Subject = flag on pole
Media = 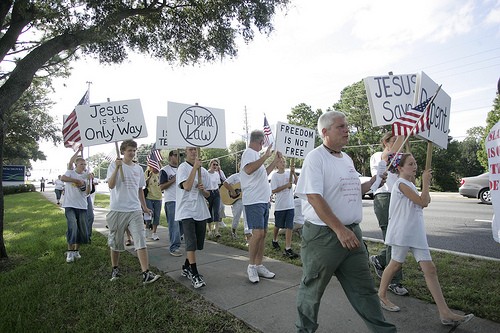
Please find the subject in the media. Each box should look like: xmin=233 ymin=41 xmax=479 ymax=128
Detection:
xmin=263 ymin=115 xmax=274 ymax=147
xmin=392 ymin=96 xmax=433 ymax=136
xmin=146 ymin=144 xmax=163 ymax=172
xmin=62 ymin=90 xmax=90 ymax=151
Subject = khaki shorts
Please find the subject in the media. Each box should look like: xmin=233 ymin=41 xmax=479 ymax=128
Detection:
xmin=107 ymin=210 xmax=146 ymax=251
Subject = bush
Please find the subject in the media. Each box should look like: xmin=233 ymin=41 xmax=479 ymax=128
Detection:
xmin=3 ymin=184 xmax=36 ymax=195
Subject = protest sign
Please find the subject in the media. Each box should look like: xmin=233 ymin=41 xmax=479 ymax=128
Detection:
xmin=166 ymin=101 xmax=226 ymax=148
xmin=156 ymin=116 xmax=168 ymax=149
xmin=364 ymin=73 xmax=417 ymax=126
xmin=414 ymin=72 xmax=451 ymax=149
xmin=486 ymin=122 xmax=500 ymax=243
xmin=75 ymin=99 xmax=148 ymax=147
xmin=274 ymin=121 xmax=315 ymax=159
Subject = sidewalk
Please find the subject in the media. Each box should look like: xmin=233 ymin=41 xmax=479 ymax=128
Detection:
xmin=42 ymin=191 xmax=499 ymax=333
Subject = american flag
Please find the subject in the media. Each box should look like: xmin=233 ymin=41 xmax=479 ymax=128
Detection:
xmin=147 ymin=144 xmax=163 ymax=172
xmin=392 ymin=96 xmax=433 ymax=136
xmin=62 ymin=90 xmax=90 ymax=151
xmin=263 ymin=115 xmax=274 ymax=147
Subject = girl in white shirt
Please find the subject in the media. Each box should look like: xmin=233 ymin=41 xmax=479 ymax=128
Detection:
xmin=378 ymin=153 xmax=473 ymax=328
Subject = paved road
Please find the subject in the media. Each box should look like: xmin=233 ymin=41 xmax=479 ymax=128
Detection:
xmin=361 ymin=192 xmax=499 ymax=260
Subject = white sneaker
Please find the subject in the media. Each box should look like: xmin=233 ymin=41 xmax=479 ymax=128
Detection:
xmin=219 ymin=221 xmax=227 ymax=228
xmin=247 ymin=265 xmax=259 ymax=283
xmin=66 ymin=251 xmax=74 ymax=263
xmin=151 ymin=233 xmax=159 ymax=241
xmin=74 ymin=251 xmax=81 ymax=259
xmin=256 ymin=264 xmax=275 ymax=279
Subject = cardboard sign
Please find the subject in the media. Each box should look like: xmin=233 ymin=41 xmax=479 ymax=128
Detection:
xmin=166 ymin=101 xmax=226 ymax=148
xmin=75 ymin=99 xmax=148 ymax=146
xmin=414 ymin=72 xmax=451 ymax=149
xmin=364 ymin=74 xmax=417 ymax=126
xmin=486 ymin=122 xmax=500 ymax=243
xmin=156 ymin=116 xmax=168 ymax=149
xmin=274 ymin=121 xmax=315 ymax=159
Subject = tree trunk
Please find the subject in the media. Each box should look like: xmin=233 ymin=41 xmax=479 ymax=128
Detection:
xmin=0 ymin=112 xmax=7 ymax=259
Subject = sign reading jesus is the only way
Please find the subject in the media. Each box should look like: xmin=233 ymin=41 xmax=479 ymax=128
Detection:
xmin=75 ymin=99 xmax=148 ymax=147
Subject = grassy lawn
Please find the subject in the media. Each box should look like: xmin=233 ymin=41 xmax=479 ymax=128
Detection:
xmin=0 ymin=193 xmax=256 ymax=333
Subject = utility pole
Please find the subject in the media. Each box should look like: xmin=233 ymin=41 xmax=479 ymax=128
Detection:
xmin=243 ymin=106 xmax=249 ymax=147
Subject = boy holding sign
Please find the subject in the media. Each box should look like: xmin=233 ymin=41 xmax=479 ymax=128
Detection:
xmin=106 ymin=139 xmax=160 ymax=285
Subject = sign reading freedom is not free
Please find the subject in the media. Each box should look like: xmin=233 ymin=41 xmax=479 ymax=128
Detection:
xmin=274 ymin=121 xmax=315 ymax=159
xmin=75 ymin=99 xmax=148 ymax=147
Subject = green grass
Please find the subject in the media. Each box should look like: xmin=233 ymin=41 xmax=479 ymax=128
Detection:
xmin=0 ymin=193 xmax=257 ymax=333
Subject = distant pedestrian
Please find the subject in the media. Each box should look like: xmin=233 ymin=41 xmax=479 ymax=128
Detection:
xmin=54 ymin=175 xmax=65 ymax=205
xmin=176 ymin=146 xmax=211 ymax=289
xmin=160 ymin=150 xmax=183 ymax=257
xmin=377 ymin=153 xmax=474 ymax=328
xmin=106 ymin=139 xmax=160 ymax=285
xmin=40 ymin=177 xmax=46 ymax=192
xmin=61 ymin=157 xmax=90 ymax=263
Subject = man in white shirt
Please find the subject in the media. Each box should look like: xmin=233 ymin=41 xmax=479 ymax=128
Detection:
xmin=240 ymin=130 xmax=281 ymax=283
xmin=295 ymin=111 xmax=395 ymax=333
xmin=106 ymin=139 xmax=160 ymax=285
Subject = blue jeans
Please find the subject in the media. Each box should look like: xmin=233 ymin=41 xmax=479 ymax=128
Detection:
xmin=65 ymin=207 xmax=89 ymax=245
xmin=165 ymin=201 xmax=181 ymax=252
xmin=146 ymin=199 xmax=162 ymax=226
xmin=86 ymin=196 xmax=94 ymax=242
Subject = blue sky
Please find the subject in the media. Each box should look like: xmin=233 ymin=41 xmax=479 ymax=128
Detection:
xmin=32 ymin=0 xmax=500 ymax=178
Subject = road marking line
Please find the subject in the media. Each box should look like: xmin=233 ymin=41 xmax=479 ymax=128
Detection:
xmin=475 ymin=219 xmax=492 ymax=223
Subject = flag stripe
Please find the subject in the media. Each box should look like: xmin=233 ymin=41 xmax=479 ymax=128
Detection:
xmin=263 ymin=116 xmax=274 ymax=147
xmin=391 ymin=97 xmax=432 ymax=137
xmin=146 ymin=144 xmax=162 ymax=172
xmin=63 ymin=90 xmax=89 ymax=150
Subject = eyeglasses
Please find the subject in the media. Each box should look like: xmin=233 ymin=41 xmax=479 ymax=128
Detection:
xmin=212 ymin=163 xmax=219 ymax=166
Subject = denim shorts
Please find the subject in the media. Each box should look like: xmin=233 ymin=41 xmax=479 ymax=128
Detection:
xmin=244 ymin=203 xmax=269 ymax=230
xmin=274 ymin=208 xmax=294 ymax=229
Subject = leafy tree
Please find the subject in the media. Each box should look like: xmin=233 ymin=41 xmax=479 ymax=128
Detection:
xmin=456 ymin=127 xmax=486 ymax=177
xmin=478 ymin=93 xmax=500 ymax=169
xmin=3 ymin=78 xmax=60 ymax=169
xmin=227 ymin=140 xmax=246 ymax=176
xmin=86 ymin=153 xmax=110 ymax=179
xmin=0 ymin=0 xmax=289 ymax=258
xmin=332 ymin=80 xmax=386 ymax=175
xmin=287 ymin=103 xmax=323 ymax=148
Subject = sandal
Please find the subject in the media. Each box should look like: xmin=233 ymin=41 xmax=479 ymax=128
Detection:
xmin=125 ymin=240 xmax=133 ymax=246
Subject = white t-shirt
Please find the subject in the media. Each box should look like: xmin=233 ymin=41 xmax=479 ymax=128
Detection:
xmin=293 ymin=197 xmax=305 ymax=225
xmin=175 ymin=162 xmax=211 ymax=221
xmin=370 ymin=151 xmax=397 ymax=195
xmin=225 ymin=173 xmax=240 ymax=186
xmin=62 ymin=170 xmax=88 ymax=209
xmin=54 ymin=179 xmax=65 ymax=191
xmin=295 ymin=146 xmax=362 ymax=226
xmin=106 ymin=162 xmax=145 ymax=212
xmin=240 ymin=148 xmax=271 ymax=205
xmin=160 ymin=164 xmax=177 ymax=202
xmin=386 ymin=178 xmax=429 ymax=249
xmin=207 ymin=171 xmax=222 ymax=191
xmin=271 ymin=170 xmax=294 ymax=211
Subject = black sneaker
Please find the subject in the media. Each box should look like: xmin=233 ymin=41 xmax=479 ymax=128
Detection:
xmin=142 ymin=271 xmax=160 ymax=285
xmin=388 ymin=283 xmax=409 ymax=296
xmin=369 ymin=255 xmax=384 ymax=278
xmin=272 ymin=240 xmax=281 ymax=250
xmin=284 ymin=248 xmax=299 ymax=259
xmin=191 ymin=274 xmax=206 ymax=289
xmin=110 ymin=267 xmax=121 ymax=281
xmin=181 ymin=265 xmax=192 ymax=279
